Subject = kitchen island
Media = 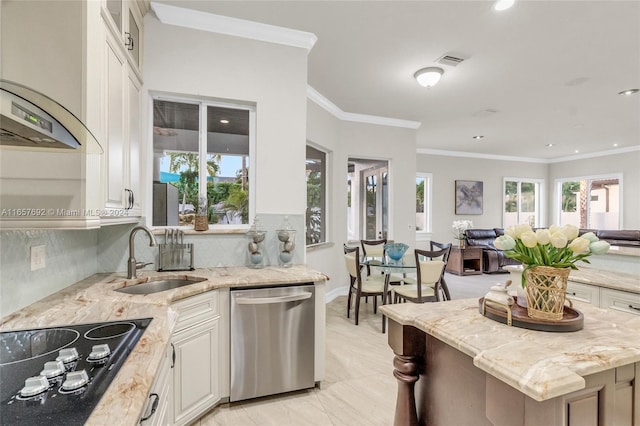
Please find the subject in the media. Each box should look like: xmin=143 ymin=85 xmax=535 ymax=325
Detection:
xmin=380 ymin=299 xmax=640 ymax=426
xmin=0 ymin=265 xmax=328 ymax=425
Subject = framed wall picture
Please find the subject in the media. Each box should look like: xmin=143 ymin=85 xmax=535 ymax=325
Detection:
xmin=455 ymin=180 xmax=483 ymax=215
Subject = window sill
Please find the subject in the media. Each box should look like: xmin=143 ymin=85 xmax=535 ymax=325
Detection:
xmin=151 ymin=226 xmax=249 ymax=236
xmin=306 ymin=242 xmax=334 ymax=252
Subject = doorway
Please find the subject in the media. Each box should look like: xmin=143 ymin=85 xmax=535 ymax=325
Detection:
xmin=347 ymin=158 xmax=389 ymax=241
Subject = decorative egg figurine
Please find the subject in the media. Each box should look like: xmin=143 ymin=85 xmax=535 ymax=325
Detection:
xmin=252 ymin=232 xmax=265 ymax=243
xmin=248 ymin=242 xmax=259 ymax=253
xmin=279 ymin=251 xmax=293 ymax=264
xmin=277 ymin=230 xmax=290 ymax=242
xmin=283 ymin=241 xmax=294 ymax=252
xmin=250 ymin=252 xmax=263 ymax=265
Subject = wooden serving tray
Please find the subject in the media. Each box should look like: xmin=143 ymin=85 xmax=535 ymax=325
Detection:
xmin=478 ymin=297 xmax=584 ymax=332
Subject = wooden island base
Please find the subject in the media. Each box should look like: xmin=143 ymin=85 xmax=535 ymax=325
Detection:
xmin=387 ymin=319 xmax=639 ymax=426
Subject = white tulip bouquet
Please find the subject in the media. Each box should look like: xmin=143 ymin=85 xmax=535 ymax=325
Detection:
xmin=452 ymin=220 xmax=474 ymax=240
xmin=494 ymin=224 xmax=610 ymax=286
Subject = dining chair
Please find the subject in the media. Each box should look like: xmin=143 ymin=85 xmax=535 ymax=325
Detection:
xmin=392 ymin=248 xmax=447 ymax=304
xmin=360 ymin=238 xmax=387 ymax=275
xmin=429 ymin=241 xmax=453 ymax=301
xmin=343 ymin=244 xmax=388 ymax=326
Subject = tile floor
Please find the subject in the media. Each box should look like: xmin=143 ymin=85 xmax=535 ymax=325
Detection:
xmin=196 ymin=272 xmax=502 ymax=425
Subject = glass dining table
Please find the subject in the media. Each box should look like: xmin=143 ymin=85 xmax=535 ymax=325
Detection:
xmin=364 ymin=255 xmax=417 ymax=333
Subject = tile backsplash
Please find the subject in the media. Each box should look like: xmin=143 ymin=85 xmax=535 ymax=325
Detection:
xmin=1 ymin=214 xmax=303 ymax=317
xmin=0 ymin=229 xmax=98 ymax=317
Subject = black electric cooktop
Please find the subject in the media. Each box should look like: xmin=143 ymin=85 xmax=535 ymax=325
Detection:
xmin=0 ymin=318 xmax=152 ymax=425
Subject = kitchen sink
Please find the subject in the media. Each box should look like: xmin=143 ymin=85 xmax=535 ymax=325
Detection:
xmin=115 ymin=277 xmax=207 ymax=295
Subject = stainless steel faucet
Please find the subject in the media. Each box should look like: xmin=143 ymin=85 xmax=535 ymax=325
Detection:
xmin=127 ymin=226 xmax=157 ymax=279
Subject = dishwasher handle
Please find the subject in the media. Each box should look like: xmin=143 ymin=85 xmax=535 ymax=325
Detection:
xmin=235 ymin=292 xmax=312 ymax=305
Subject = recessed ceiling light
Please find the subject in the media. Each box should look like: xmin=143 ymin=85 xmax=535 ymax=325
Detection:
xmin=494 ymin=0 xmax=515 ymax=11
xmin=574 ymin=150 xmax=579 ymax=153
xmin=546 ymin=143 xmax=554 ymax=147
xmin=220 ymin=119 xmax=230 ymax=124
xmin=613 ymin=143 xmax=619 ymax=147
xmin=618 ymin=89 xmax=639 ymax=96
xmin=472 ymin=135 xmax=484 ymax=140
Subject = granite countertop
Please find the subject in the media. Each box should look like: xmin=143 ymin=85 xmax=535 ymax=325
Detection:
xmin=504 ymin=265 xmax=640 ymax=294
xmin=380 ymin=299 xmax=640 ymax=402
xmin=568 ymin=267 xmax=640 ymax=294
xmin=0 ymin=265 xmax=328 ymax=425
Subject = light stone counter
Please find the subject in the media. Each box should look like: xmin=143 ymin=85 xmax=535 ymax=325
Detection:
xmin=568 ymin=266 xmax=640 ymax=294
xmin=0 ymin=265 xmax=328 ymax=425
xmin=504 ymin=264 xmax=640 ymax=294
xmin=380 ymin=299 xmax=640 ymax=402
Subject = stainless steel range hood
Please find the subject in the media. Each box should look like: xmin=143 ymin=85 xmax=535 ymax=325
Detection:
xmin=0 ymin=80 xmax=103 ymax=154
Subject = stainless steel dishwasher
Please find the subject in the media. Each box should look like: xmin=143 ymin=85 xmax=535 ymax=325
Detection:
xmin=230 ymin=283 xmax=315 ymax=402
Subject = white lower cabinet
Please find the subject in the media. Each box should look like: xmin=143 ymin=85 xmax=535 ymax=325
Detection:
xmin=567 ymin=281 xmax=640 ymax=316
xmin=566 ymin=281 xmax=600 ymax=306
xmin=172 ymin=318 xmax=219 ymax=425
xmin=600 ymin=287 xmax=640 ymax=316
xmin=141 ymin=342 xmax=173 ymax=425
xmin=170 ymin=291 xmax=221 ymax=426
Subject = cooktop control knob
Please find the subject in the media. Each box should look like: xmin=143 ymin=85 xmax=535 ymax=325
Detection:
xmin=87 ymin=344 xmax=111 ymax=361
xmin=56 ymin=347 xmax=79 ymax=364
xmin=19 ymin=376 xmax=50 ymax=398
xmin=61 ymin=370 xmax=89 ymax=391
xmin=40 ymin=360 xmax=66 ymax=379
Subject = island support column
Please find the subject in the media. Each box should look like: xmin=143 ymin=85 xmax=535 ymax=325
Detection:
xmin=387 ymin=318 xmax=426 ymax=426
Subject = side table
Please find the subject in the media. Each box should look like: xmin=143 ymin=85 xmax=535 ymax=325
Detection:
xmin=446 ymin=246 xmax=483 ymax=275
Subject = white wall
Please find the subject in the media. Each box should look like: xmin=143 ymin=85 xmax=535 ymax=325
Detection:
xmin=417 ymin=149 xmax=640 ymax=246
xmin=549 ymin=150 xmax=640 ymax=229
xmin=306 ymin=101 xmax=417 ymax=297
xmin=143 ymin=17 xmax=308 ymax=217
xmin=416 ymin=154 xmax=548 ymax=245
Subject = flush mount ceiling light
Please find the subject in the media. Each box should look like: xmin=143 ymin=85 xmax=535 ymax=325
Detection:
xmin=618 ymin=89 xmax=639 ymax=96
xmin=472 ymin=135 xmax=484 ymax=140
xmin=546 ymin=143 xmax=555 ymax=147
xmin=414 ymin=67 xmax=444 ymax=88
xmin=494 ymin=0 xmax=515 ymax=11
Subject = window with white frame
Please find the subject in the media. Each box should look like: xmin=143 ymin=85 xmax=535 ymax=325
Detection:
xmin=306 ymin=144 xmax=327 ymax=245
xmin=151 ymin=96 xmax=255 ymax=227
xmin=503 ymin=178 xmax=543 ymax=228
xmin=555 ymin=174 xmax=621 ymax=229
xmin=416 ymin=173 xmax=432 ymax=233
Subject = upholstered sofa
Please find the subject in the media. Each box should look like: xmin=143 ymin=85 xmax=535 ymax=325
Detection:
xmin=464 ymin=228 xmax=520 ymax=274
xmin=465 ymin=228 xmax=640 ymax=274
xmin=592 ymin=229 xmax=640 ymax=247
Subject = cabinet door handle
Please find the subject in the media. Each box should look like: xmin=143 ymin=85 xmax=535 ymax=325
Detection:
xmin=171 ymin=343 xmax=175 ymax=368
xmin=629 ymin=305 xmax=640 ymax=312
xmin=139 ymin=393 xmax=159 ymax=421
xmin=125 ymin=32 xmax=134 ymax=51
xmin=124 ymin=189 xmax=133 ymax=210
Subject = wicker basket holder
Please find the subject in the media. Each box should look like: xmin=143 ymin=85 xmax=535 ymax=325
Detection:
xmin=524 ymin=266 xmax=571 ymax=321
xmin=194 ymin=216 xmax=209 ymax=231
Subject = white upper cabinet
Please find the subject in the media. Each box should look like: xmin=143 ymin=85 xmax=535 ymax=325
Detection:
xmin=100 ymin=0 xmax=146 ymax=222
xmin=0 ymin=0 xmax=148 ymax=229
xmin=102 ymin=0 xmax=145 ymax=77
xmin=0 ymin=0 xmax=101 ymax=229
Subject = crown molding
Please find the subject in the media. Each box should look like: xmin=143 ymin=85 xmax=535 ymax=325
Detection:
xmin=545 ymin=145 xmax=640 ymax=163
xmin=417 ymin=145 xmax=640 ymax=163
xmin=150 ymin=2 xmax=318 ymax=51
xmin=307 ymin=86 xmax=422 ymax=130
xmin=417 ymin=148 xmax=548 ymax=163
